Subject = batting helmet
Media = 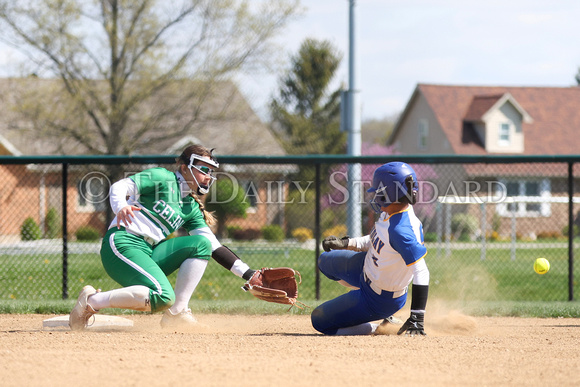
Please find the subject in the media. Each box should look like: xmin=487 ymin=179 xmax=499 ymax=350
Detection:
xmin=367 ymin=161 xmax=418 ymax=213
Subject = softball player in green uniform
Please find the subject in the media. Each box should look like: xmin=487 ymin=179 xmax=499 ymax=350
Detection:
xmin=69 ymin=145 xmax=257 ymax=330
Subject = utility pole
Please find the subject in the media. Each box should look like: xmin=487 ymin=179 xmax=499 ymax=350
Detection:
xmin=346 ymin=0 xmax=362 ymax=237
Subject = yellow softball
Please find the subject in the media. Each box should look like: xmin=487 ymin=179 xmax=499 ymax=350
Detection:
xmin=534 ymin=258 xmax=550 ymax=275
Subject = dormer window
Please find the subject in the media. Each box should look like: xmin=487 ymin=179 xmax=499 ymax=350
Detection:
xmin=498 ymin=122 xmax=511 ymax=146
xmin=463 ymin=93 xmax=532 ymax=154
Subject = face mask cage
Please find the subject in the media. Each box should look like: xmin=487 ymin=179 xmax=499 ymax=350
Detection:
xmin=191 ymin=165 xmax=214 ymax=176
xmin=188 ymin=153 xmax=219 ymax=169
xmin=187 ymin=153 xmax=219 ymax=195
xmin=368 ymin=186 xmax=388 ymax=214
xmin=369 ymin=194 xmax=384 ymax=214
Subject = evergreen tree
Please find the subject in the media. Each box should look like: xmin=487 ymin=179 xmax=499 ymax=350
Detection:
xmin=270 ymin=38 xmax=345 ymax=155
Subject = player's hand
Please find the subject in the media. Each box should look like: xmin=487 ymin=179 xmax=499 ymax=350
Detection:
xmin=116 ymin=205 xmax=141 ymax=228
xmin=397 ymin=312 xmax=426 ymax=336
xmin=322 ymin=236 xmax=349 ymax=252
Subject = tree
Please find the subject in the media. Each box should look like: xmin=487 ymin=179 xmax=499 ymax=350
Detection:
xmin=269 ymin=38 xmax=345 ymax=155
xmin=205 ymin=178 xmax=249 ymax=238
xmin=0 ymin=0 xmax=301 ymax=155
xmin=361 ymin=113 xmax=399 ymax=145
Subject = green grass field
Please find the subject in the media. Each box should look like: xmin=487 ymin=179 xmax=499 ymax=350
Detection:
xmin=2 ymin=243 xmax=580 ymax=317
xmin=427 ymin=246 xmax=575 ymax=301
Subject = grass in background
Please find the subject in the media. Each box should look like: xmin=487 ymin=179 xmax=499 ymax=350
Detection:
xmin=2 ymin=243 xmax=580 ymax=317
xmin=428 ymin=246 xmax=571 ymax=301
xmin=3 ymin=298 xmax=580 ymax=318
xmin=0 ymin=247 xmax=349 ymax=301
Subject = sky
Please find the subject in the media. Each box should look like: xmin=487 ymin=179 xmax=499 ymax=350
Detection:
xmin=1 ymin=1 xmax=579 ymax=123
xmin=238 ymin=0 xmax=580 ymax=121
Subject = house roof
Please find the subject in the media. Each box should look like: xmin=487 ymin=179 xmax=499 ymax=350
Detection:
xmin=392 ymin=84 xmax=580 ymax=156
xmin=464 ymin=93 xmax=532 ymax=124
xmin=0 ymin=77 xmax=284 ymax=157
xmin=463 ymin=94 xmax=504 ymax=122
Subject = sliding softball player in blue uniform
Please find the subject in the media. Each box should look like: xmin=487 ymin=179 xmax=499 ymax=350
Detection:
xmin=312 ymin=162 xmax=429 ymax=335
xmin=69 ymin=144 xmax=257 ymax=330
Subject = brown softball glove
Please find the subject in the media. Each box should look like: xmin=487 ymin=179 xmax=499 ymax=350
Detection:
xmin=242 ymin=267 xmax=305 ymax=309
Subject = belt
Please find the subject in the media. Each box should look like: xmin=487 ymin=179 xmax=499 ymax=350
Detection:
xmin=363 ymin=272 xmax=407 ymax=298
xmin=141 ymin=235 xmax=158 ymax=247
xmin=118 ymin=227 xmax=159 ymax=247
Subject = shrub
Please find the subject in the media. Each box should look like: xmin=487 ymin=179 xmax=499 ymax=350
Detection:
xmin=562 ymin=224 xmax=579 ymax=238
xmin=231 ymin=228 xmax=261 ymax=241
xmin=491 ymin=213 xmax=501 ymax=233
xmin=451 ymin=213 xmax=478 ymax=239
xmin=226 ymin=226 xmax=242 ymax=238
xmin=292 ymin=227 xmax=313 ymax=242
xmin=322 ymin=224 xmax=348 ymax=239
xmin=285 ymin=189 xmax=315 ymax=233
xmin=44 ymin=207 xmax=61 ymax=239
xmin=262 ymin=225 xmax=285 ymax=242
xmin=457 ymin=232 xmax=471 ymax=242
xmin=537 ymin=231 xmax=562 ymax=240
xmin=21 ymin=217 xmax=42 ymax=241
xmin=423 ymin=232 xmax=437 ymax=243
xmin=75 ymin=226 xmax=101 ymax=241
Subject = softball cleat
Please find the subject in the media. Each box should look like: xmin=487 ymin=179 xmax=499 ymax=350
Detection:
xmin=160 ymin=308 xmax=198 ymax=329
xmin=69 ymin=285 xmax=99 ymax=331
xmin=382 ymin=315 xmax=403 ymax=326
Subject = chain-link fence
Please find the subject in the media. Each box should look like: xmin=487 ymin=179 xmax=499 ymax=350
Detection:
xmin=1 ymin=155 xmax=579 ymax=303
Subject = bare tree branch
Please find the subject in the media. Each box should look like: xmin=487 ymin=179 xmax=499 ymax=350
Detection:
xmin=0 ymin=0 xmax=302 ymax=155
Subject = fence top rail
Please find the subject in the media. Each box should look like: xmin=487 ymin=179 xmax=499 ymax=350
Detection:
xmin=438 ymin=195 xmax=580 ymax=204
xmin=1 ymin=154 xmax=580 ymax=165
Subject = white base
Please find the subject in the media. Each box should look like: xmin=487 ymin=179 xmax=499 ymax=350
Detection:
xmin=43 ymin=315 xmax=134 ymax=331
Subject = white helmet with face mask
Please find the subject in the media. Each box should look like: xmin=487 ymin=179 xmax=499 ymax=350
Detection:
xmin=187 ymin=153 xmax=219 ymax=195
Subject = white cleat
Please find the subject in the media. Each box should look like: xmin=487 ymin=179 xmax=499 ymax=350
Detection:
xmin=382 ymin=315 xmax=404 ymax=326
xmin=160 ymin=308 xmax=198 ymax=329
xmin=69 ymin=285 xmax=99 ymax=331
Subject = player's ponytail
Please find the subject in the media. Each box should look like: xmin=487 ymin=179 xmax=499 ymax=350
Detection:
xmin=191 ymin=193 xmax=217 ymax=227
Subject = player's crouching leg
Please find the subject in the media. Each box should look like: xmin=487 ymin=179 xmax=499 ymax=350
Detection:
xmin=311 ymin=305 xmax=339 ymax=335
xmin=149 ymin=287 xmax=175 ymax=313
xmin=69 ymin=285 xmax=100 ymax=331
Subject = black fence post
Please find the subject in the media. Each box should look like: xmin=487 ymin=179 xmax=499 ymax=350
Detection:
xmin=568 ymin=161 xmax=574 ymax=301
xmin=314 ymin=162 xmax=321 ymax=300
xmin=62 ymin=162 xmax=69 ymax=300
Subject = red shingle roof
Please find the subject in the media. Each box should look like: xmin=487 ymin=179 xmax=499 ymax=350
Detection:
xmin=417 ymin=84 xmax=580 ymax=155
xmin=463 ymin=94 xmax=504 ymax=122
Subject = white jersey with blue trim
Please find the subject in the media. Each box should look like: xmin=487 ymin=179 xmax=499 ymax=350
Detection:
xmin=363 ymin=206 xmax=427 ymax=292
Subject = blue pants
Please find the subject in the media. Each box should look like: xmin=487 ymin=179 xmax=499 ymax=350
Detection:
xmin=311 ymin=250 xmax=407 ymax=335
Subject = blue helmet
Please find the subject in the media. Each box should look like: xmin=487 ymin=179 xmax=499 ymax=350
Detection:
xmin=367 ymin=162 xmax=418 ymax=213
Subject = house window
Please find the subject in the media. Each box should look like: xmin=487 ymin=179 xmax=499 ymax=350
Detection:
xmin=497 ymin=179 xmax=550 ymax=217
xmin=77 ymin=176 xmax=108 ymax=212
xmin=498 ymin=123 xmax=510 ymax=146
xmin=242 ymin=180 xmax=259 ymax=213
xmin=418 ymin=119 xmax=428 ymax=150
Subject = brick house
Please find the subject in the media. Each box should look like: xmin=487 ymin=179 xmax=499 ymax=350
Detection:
xmin=388 ymin=84 xmax=580 ymax=237
xmin=0 ymin=78 xmax=289 ymax=241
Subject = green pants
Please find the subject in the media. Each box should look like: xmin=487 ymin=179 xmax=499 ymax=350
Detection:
xmin=100 ymin=228 xmax=212 ymax=312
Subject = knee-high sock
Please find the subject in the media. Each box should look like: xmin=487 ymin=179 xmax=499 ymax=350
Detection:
xmin=335 ymin=322 xmax=379 ymax=336
xmin=169 ymin=258 xmax=208 ymax=314
xmin=88 ymin=285 xmax=151 ymax=312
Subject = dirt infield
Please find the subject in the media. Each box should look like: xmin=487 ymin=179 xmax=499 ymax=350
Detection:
xmin=1 ymin=310 xmax=579 ymax=387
